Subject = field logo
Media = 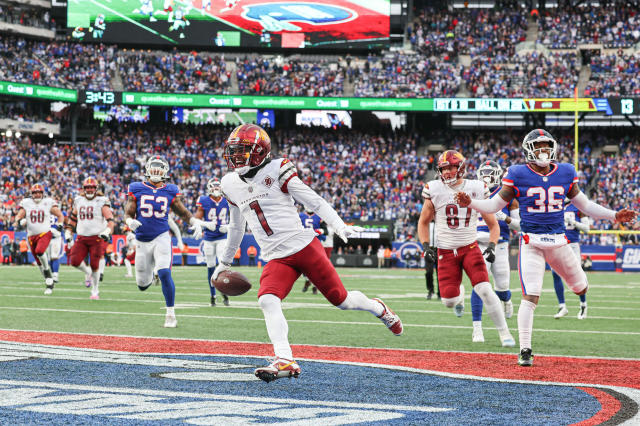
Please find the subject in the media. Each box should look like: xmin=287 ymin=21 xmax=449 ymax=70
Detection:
xmin=243 ymin=2 xmax=356 ymax=32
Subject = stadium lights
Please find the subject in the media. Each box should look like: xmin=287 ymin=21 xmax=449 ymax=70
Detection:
xmin=6 ymin=130 xmax=12 ymax=137
xmin=48 ymin=132 xmax=54 ymax=139
xmin=15 ymin=131 xmax=21 ymax=138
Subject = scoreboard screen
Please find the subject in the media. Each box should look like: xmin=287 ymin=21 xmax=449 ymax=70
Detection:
xmin=67 ymin=0 xmax=390 ymax=49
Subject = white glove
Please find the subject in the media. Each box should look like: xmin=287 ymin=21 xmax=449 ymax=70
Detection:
xmin=203 ymin=221 xmax=218 ymax=231
xmin=99 ymin=227 xmax=111 ymax=242
xmin=19 ymin=218 xmax=27 ymax=227
xmin=125 ymin=217 xmax=142 ymax=231
xmin=64 ymin=229 xmax=73 ymax=242
xmin=315 ymin=228 xmax=325 ymax=235
xmin=495 ymin=211 xmax=507 ymax=221
xmin=335 ymin=225 xmax=366 ymax=243
xmin=50 ymin=227 xmax=61 ymax=238
xmin=189 ymin=217 xmax=203 ymax=240
xmin=177 ymin=240 xmax=185 ymax=251
xmin=218 ymin=224 xmax=228 ymax=233
xmin=212 ymin=262 xmax=231 ymax=282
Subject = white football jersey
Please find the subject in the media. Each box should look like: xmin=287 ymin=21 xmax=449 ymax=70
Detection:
xmin=20 ymin=197 xmax=57 ymax=236
xmin=73 ymin=195 xmax=110 ymax=236
xmin=422 ymin=179 xmax=488 ymax=250
xmin=221 ymin=158 xmax=316 ymax=261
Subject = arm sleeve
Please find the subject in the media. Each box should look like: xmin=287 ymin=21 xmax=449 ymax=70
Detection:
xmin=570 ymin=191 xmax=617 ymax=221
xmin=286 ymin=176 xmax=346 ymax=231
xmin=167 ymin=216 xmax=183 ymax=245
xmin=219 ymin=203 xmax=246 ymax=264
xmin=574 ymin=216 xmax=591 ymax=233
xmin=468 ymin=195 xmax=509 ymax=214
xmin=508 ymin=208 xmax=521 ymax=231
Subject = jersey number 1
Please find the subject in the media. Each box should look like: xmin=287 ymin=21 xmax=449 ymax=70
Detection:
xmin=249 ymin=201 xmax=274 ymax=236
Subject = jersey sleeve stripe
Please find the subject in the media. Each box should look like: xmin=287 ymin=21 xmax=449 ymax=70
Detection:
xmin=127 ymin=192 xmax=137 ymax=200
xmin=512 ymin=186 xmax=521 ymax=197
xmin=421 ymin=188 xmax=431 ymax=199
xmin=279 ymin=169 xmax=296 ymax=185
xmin=227 ymin=199 xmax=237 ymax=206
xmin=281 ymin=173 xmax=297 ymax=193
xmin=567 ymin=182 xmax=575 ymax=194
xmin=502 ymin=178 xmax=514 ymax=185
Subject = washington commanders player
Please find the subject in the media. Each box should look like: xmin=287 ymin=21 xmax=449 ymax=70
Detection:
xmin=195 ymin=177 xmax=230 ymax=307
xmin=455 ymin=129 xmax=638 ymax=366
xmin=124 ymin=156 xmax=205 ymax=328
xmin=417 ymin=151 xmax=515 ymax=348
xmin=212 ymin=124 xmax=403 ymax=383
xmin=14 ymin=184 xmax=64 ymax=294
xmin=65 ymin=177 xmax=115 ymax=300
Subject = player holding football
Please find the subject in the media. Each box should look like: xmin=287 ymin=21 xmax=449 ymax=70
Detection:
xmin=195 ymin=178 xmax=230 ymax=307
xmin=552 ymin=200 xmax=590 ymax=319
xmin=212 ymin=124 xmax=403 ymax=383
xmin=124 ymin=156 xmax=204 ymax=328
xmin=299 ymin=208 xmax=327 ymax=294
xmin=65 ymin=177 xmax=115 ymax=300
xmin=14 ymin=184 xmax=64 ymax=294
xmin=471 ymin=161 xmax=521 ymax=343
xmin=417 ymin=151 xmax=515 ymax=348
xmin=455 ymin=129 xmax=638 ymax=366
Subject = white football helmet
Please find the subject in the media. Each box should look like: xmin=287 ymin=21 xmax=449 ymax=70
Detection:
xmin=145 ymin=156 xmax=170 ymax=183
xmin=476 ymin=161 xmax=503 ymax=189
xmin=206 ymin=178 xmax=222 ymax=198
xmin=522 ymin=129 xmax=557 ymax=167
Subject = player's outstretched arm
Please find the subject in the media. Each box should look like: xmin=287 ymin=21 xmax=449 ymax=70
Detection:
xmin=455 ymin=186 xmax=514 ymax=212
xmin=569 ymin=190 xmax=638 ymax=223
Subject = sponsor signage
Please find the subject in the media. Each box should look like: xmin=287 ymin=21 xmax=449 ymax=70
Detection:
xmin=621 ymin=246 xmax=640 ymax=271
xmin=0 ymin=81 xmax=77 ymax=102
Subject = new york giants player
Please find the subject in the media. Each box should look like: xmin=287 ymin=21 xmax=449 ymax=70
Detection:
xmin=212 ymin=124 xmax=403 ymax=382
xmin=455 ymin=129 xmax=637 ymax=366
xmin=471 ymin=161 xmax=521 ymax=343
xmin=124 ymin=156 xmax=204 ymax=328
xmin=48 ymin=212 xmax=66 ymax=285
xmin=553 ymin=201 xmax=590 ymax=319
xmin=195 ymin=178 xmax=230 ymax=307
xmin=299 ymin=208 xmax=327 ymax=294
xmin=14 ymin=184 xmax=64 ymax=294
xmin=418 ymin=151 xmax=515 ymax=348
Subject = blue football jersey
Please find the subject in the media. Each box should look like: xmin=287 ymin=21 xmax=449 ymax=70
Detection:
xmin=128 ymin=182 xmax=180 ymax=242
xmin=299 ymin=212 xmax=326 ymax=241
xmin=197 ymin=195 xmax=229 ymax=241
xmin=502 ymin=163 xmax=578 ymax=234
xmin=564 ymin=203 xmax=581 ymax=243
xmin=477 ymin=186 xmax=512 ymax=242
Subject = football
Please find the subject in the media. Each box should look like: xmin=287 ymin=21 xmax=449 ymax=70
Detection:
xmin=212 ymin=270 xmax=252 ymax=296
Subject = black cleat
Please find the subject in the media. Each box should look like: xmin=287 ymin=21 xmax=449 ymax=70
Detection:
xmin=518 ymin=348 xmax=534 ymax=367
xmin=302 ymin=281 xmax=311 ymax=293
xmin=223 ymin=294 xmax=230 ymax=306
xmin=210 ymin=296 xmax=216 ymax=306
xmin=99 ymin=273 xmax=104 ymax=282
xmin=426 ymin=291 xmax=433 ymax=300
xmin=312 ymin=286 xmax=318 ymax=294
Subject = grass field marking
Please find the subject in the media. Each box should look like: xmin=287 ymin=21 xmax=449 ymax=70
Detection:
xmin=2 ymin=306 xmax=639 ymax=336
xmin=89 ymin=0 xmax=178 ymax=44
xmin=3 ymin=328 xmax=640 ymax=361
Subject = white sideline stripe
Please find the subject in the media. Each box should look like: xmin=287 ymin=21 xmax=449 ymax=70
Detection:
xmin=0 ymin=306 xmax=639 ymax=335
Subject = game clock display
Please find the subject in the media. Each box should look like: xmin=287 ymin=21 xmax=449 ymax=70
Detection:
xmin=80 ymin=91 xmax=122 ymax=105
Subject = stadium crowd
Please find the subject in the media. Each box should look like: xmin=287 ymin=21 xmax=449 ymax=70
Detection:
xmin=1 ymin=124 xmax=638 ymax=245
xmin=584 ymin=52 xmax=640 ymax=97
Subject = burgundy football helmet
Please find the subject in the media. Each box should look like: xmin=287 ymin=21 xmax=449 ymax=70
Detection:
xmin=437 ymin=150 xmax=466 ymax=186
xmin=223 ymin=124 xmax=271 ymax=175
xmin=83 ymin=176 xmax=98 ymax=199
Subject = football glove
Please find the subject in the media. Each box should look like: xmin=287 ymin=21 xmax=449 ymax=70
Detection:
xmin=218 ymin=224 xmax=228 ymax=233
xmin=19 ymin=218 xmax=27 ymax=227
xmin=483 ymin=242 xmax=496 ymax=263
xmin=422 ymin=242 xmax=436 ymax=269
xmin=125 ymin=217 xmax=142 ymax=231
xmin=495 ymin=211 xmax=507 ymax=222
xmin=189 ymin=217 xmax=203 ymax=240
xmin=335 ymin=225 xmax=365 ymax=243
xmin=99 ymin=227 xmax=111 ymax=242
xmin=202 ymin=221 xmax=218 ymax=232
xmin=212 ymin=261 xmax=231 ymax=282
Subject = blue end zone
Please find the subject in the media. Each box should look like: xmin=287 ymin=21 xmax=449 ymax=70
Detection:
xmin=0 ymin=351 xmax=602 ymax=424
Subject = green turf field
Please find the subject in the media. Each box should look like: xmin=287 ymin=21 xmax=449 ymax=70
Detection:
xmin=1 ymin=265 xmax=638 ymax=359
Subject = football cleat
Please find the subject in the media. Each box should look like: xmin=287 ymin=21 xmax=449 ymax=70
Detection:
xmin=504 ymin=300 xmax=514 ymax=319
xmin=454 ymin=285 xmax=465 ymax=317
xmin=577 ymin=305 xmax=587 ymax=320
xmin=373 ymin=298 xmax=403 ymax=336
xmin=164 ymin=314 xmax=177 ymax=328
xmin=45 ymin=277 xmax=54 ymax=287
xmin=90 ymin=293 xmax=100 ymax=300
xmin=312 ymin=286 xmax=318 ymax=294
xmin=426 ymin=291 xmax=434 ymax=300
xmin=518 ymin=348 xmax=534 ymax=367
xmin=500 ymin=332 xmax=516 ymax=348
xmin=223 ymin=294 xmax=230 ymax=306
xmin=554 ymin=306 xmax=568 ymax=319
xmin=210 ymin=296 xmax=216 ymax=306
xmin=125 ymin=273 xmax=133 ymax=278
xmin=254 ymin=358 xmax=301 ymax=383
xmin=44 ymin=287 xmax=53 ymax=295
xmin=302 ymin=281 xmax=311 ymax=292
xmin=472 ymin=328 xmax=484 ymax=343
xmin=84 ymin=278 xmax=92 ymax=288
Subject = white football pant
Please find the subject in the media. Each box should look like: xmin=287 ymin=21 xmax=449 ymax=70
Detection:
xmin=478 ymin=241 xmax=510 ymax=292
xmin=135 ymin=232 xmax=172 ymax=288
xmin=203 ymin=239 xmax=227 ymax=267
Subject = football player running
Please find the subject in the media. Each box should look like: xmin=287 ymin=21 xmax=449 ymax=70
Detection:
xmin=471 ymin=161 xmax=521 ymax=343
xmin=48 ymin=213 xmax=65 ymax=285
xmin=125 ymin=156 xmax=205 ymax=328
xmin=418 ymin=151 xmax=515 ymax=348
xmin=65 ymin=177 xmax=115 ymax=300
xmin=195 ymin=178 xmax=230 ymax=307
xmin=552 ymin=200 xmax=590 ymax=319
xmin=213 ymin=124 xmax=403 ymax=383
xmin=14 ymin=184 xmax=64 ymax=294
xmin=455 ymin=129 xmax=638 ymax=366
